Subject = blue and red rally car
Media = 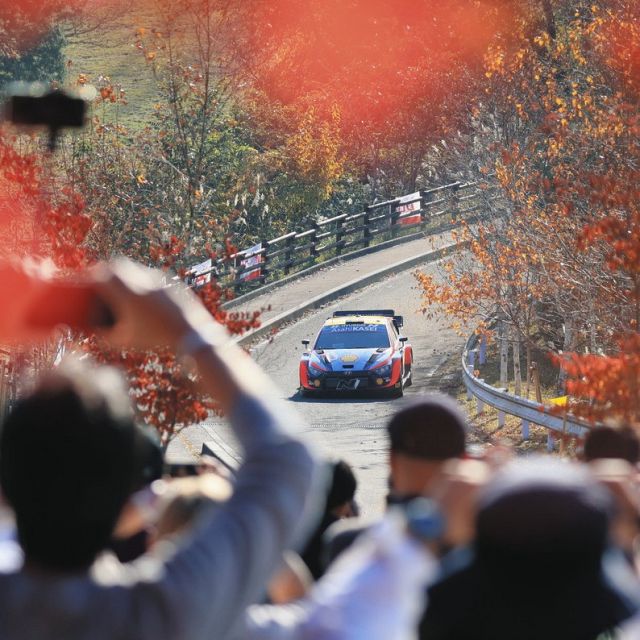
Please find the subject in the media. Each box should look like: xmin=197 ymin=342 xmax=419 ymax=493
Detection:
xmin=299 ymin=310 xmax=413 ymax=397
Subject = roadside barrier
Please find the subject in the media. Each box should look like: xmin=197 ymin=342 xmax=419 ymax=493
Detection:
xmin=462 ymin=330 xmax=592 ymax=451
xmin=190 ymin=178 xmax=501 ymax=296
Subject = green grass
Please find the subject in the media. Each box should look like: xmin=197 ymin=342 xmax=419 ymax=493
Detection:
xmin=63 ymin=5 xmax=160 ymax=131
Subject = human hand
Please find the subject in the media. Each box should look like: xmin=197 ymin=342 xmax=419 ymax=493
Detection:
xmin=92 ymin=258 xmax=227 ymax=350
xmin=430 ymin=459 xmax=491 ymax=550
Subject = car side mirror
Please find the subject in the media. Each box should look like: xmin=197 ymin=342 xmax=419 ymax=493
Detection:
xmin=399 ymin=336 xmax=408 ymax=343
xmin=302 ymin=340 xmax=310 ymax=348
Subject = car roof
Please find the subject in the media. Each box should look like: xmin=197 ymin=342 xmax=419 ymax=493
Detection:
xmin=323 ymin=315 xmax=390 ymax=326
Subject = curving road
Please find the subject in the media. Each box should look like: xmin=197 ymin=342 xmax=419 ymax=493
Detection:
xmin=181 ymin=259 xmax=464 ymax=517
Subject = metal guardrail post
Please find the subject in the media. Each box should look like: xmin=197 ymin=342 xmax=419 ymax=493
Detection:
xmin=335 ymin=216 xmax=344 ymax=256
xmin=476 ymin=391 xmax=485 ymax=414
xmin=391 ymin=200 xmax=400 ymax=235
xmin=260 ymin=239 xmax=269 ymax=283
xmin=283 ymin=234 xmax=295 ymax=275
xmin=547 ymin=433 xmax=555 ymax=452
xmin=310 ymin=223 xmax=319 ymax=261
xmin=363 ymin=206 xmax=372 ymax=248
xmin=522 ymin=419 xmax=530 ymax=440
xmin=450 ymin=182 xmax=461 ymax=220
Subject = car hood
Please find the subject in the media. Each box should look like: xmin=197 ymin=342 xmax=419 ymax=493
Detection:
xmin=310 ymin=347 xmax=393 ymax=371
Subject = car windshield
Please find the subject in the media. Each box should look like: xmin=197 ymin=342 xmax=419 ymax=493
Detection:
xmin=315 ymin=324 xmax=390 ymax=349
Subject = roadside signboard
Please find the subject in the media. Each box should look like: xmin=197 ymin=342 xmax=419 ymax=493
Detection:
xmin=240 ymin=243 xmax=263 ymax=281
xmin=394 ymin=191 xmax=422 ymax=225
xmin=186 ymin=258 xmax=212 ymax=287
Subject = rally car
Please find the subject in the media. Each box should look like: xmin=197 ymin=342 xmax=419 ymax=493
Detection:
xmin=299 ymin=310 xmax=413 ymax=397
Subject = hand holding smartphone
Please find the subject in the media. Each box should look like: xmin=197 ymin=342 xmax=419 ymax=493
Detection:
xmin=22 ymin=283 xmax=115 ymax=332
xmin=0 ymin=262 xmax=116 ymax=342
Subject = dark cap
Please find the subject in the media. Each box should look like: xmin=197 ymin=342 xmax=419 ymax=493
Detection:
xmin=387 ymin=394 xmax=466 ymax=460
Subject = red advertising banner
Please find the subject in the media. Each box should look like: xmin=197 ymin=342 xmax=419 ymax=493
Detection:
xmin=186 ymin=258 xmax=212 ymax=287
xmin=394 ymin=192 xmax=422 ymax=225
xmin=240 ymin=243 xmax=263 ymax=281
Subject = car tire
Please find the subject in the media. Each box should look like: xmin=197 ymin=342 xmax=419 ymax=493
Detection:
xmin=405 ymin=364 xmax=413 ymax=387
xmin=387 ymin=377 xmax=404 ymax=399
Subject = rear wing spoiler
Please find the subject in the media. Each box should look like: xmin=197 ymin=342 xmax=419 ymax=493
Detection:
xmin=333 ymin=309 xmax=403 ymax=329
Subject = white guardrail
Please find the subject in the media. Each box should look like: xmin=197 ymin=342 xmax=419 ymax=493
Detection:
xmin=462 ymin=330 xmax=592 ymax=451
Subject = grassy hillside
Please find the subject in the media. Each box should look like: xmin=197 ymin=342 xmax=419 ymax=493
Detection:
xmin=63 ymin=4 xmax=160 ymax=131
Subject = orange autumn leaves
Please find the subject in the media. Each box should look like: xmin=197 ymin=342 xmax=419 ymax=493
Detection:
xmin=418 ymin=1 xmax=640 ymax=426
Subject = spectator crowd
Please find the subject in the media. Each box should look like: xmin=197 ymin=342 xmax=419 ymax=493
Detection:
xmin=1 ymin=258 xmax=640 ymax=639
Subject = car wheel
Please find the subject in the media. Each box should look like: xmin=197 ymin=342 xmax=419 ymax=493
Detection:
xmin=387 ymin=377 xmax=404 ymax=399
xmin=405 ymin=364 xmax=413 ymax=387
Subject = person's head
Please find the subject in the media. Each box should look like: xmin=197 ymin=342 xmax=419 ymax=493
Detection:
xmin=583 ymin=425 xmax=640 ymax=465
xmin=476 ymin=458 xmax=612 ymax=575
xmin=386 ymin=394 xmax=466 ymax=497
xmin=424 ymin=458 xmax=640 ymax=640
xmin=325 ymin=460 xmax=357 ymax=518
xmin=0 ymin=359 xmax=140 ymax=571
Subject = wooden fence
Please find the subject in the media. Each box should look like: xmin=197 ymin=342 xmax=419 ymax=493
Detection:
xmin=193 ymin=178 xmax=501 ymax=295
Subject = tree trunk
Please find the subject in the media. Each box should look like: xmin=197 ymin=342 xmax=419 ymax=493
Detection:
xmin=557 ymin=316 xmax=574 ymax=393
xmin=541 ymin=0 xmax=557 ymax=39
xmin=512 ymin=329 xmax=522 ymax=396
xmin=589 ymin=302 xmax=597 ymax=354
xmin=499 ymin=320 xmax=509 ymax=385
xmin=525 ymin=343 xmax=532 ymax=399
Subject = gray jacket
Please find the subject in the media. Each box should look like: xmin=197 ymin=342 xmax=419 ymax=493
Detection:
xmin=0 ymin=395 xmax=317 ymax=640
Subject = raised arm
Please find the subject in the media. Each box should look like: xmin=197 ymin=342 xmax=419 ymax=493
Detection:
xmin=92 ymin=259 xmax=319 ymax=640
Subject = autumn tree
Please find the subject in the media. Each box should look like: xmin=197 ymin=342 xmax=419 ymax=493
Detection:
xmin=417 ymin=0 xmax=640 ymax=421
xmin=226 ymin=0 xmax=534 ymax=198
xmin=0 ymin=1 xmax=262 ymax=443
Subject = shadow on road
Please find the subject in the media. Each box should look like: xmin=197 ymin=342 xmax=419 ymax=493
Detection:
xmin=288 ymin=390 xmax=399 ymax=403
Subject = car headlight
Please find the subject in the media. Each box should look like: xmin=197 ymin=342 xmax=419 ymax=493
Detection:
xmin=375 ymin=363 xmax=392 ymax=378
xmin=308 ymin=362 xmax=325 ymax=377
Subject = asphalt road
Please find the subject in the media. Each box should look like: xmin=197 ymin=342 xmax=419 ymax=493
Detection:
xmin=185 ymin=259 xmax=465 ymax=518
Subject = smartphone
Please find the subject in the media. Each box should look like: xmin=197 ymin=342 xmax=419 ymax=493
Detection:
xmin=23 ymin=283 xmax=115 ymax=332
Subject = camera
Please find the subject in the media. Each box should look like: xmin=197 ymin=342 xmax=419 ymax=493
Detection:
xmin=4 ymin=84 xmax=87 ymax=150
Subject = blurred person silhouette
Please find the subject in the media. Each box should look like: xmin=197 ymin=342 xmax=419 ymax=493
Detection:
xmin=108 ymin=425 xmax=164 ymax=563
xmin=583 ymin=425 xmax=640 ymax=465
xmin=149 ymin=471 xmax=313 ymax=606
xmin=581 ymin=426 xmax=640 ymax=568
xmin=420 ymin=457 xmax=640 ymax=640
xmin=300 ymin=459 xmax=357 ymax=579
xmin=239 ymin=462 xmax=491 ymax=640
xmin=0 ymin=258 xmax=317 ymax=640
xmin=326 ymin=394 xmax=468 ymax=563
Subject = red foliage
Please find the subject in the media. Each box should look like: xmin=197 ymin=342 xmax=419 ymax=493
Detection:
xmin=0 ymin=129 xmax=91 ymax=268
xmin=0 ymin=129 xmax=260 ymax=444
xmin=553 ymin=334 xmax=640 ymax=427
